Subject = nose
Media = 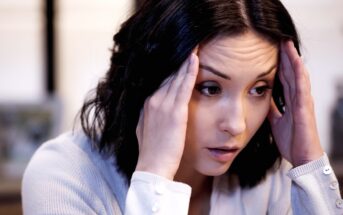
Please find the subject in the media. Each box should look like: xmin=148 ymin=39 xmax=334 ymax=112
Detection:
xmin=219 ymin=99 xmax=246 ymax=136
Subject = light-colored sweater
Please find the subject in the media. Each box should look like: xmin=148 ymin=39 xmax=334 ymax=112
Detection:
xmin=21 ymin=132 xmax=343 ymax=214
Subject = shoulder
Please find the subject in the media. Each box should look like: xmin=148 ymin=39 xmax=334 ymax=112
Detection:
xmin=22 ymin=131 xmax=127 ymax=214
xmin=22 ymin=131 xmax=117 ymax=186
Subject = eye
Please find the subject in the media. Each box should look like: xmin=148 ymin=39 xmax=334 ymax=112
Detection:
xmin=195 ymin=81 xmax=222 ymax=96
xmin=249 ymin=85 xmax=271 ymax=97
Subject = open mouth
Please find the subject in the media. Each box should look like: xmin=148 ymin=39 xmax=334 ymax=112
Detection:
xmin=207 ymin=147 xmax=239 ymax=162
xmin=208 ymin=148 xmax=238 ymax=153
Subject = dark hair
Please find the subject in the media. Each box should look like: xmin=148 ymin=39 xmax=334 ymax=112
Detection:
xmin=80 ymin=0 xmax=300 ymax=188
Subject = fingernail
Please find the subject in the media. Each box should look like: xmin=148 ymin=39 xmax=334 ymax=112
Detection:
xmin=289 ymin=40 xmax=295 ymax=48
xmin=299 ymin=55 xmax=304 ymax=62
xmin=193 ymin=45 xmax=199 ymax=54
xmin=189 ymin=53 xmax=195 ymax=65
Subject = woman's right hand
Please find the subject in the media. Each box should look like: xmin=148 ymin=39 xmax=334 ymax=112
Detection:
xmin=135 ymin=53 xmax=199 ymax=180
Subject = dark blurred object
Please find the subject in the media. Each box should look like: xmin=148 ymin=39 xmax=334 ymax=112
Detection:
xmin=0 ymin=0 xmax=56 ymax=213
xmin=331 ymin=80 xmax=343 ymax=160
xmin=135 ymin=0 xmax=146 ymax=11
xmin=331 ymin=80 xmax=343 ymax=196
xmin=0 ymin=97 xmax=61 ymax=215
xmin=0 ymin=98 xmax=60 ymax=176
xmin=45 ymin=0 xmax=55 ymax=95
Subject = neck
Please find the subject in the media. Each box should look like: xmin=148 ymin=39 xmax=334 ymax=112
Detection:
xmin=174 ymin=163 xmax=213 ymax=199
xmin=174 ymin=164 xmax=213 ymax=215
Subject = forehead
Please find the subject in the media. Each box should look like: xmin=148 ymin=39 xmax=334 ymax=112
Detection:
xmin=198 ymin=31 xmax=278 ymax=74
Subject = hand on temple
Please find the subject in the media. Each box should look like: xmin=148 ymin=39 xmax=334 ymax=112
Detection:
xmin=268 ymin=41 xmax=324 ymax=167
xmin=135 ymin=53 xmax=199 ymax=180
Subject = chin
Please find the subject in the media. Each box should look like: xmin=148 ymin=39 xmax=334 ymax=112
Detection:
xmin=197 ymin=161 xmax=232 ymax=176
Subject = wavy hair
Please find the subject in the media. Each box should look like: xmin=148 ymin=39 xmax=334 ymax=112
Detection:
xmin=80 ymin=0 xmax=300 ymax=187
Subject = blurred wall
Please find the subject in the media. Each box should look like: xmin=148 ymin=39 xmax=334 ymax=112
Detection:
xmin=0 ymin=0 xmax=44 ymax=103
xmin=56 ymin=0 xmax=134 ymax=131
xmin=53 ymin=0 xmax=343 ymax=153
xmin=0 ymin=0 xmax=342 ymax=154
xmin=283 ymin=0 xmax=343 ymax=153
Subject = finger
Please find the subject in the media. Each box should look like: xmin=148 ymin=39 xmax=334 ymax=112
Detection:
xmin=152 ymin=74 xmax=174 ymax=102
xmin=278 ymin=67 xmax=292 ymax=113
xmin=284 ymin=41 xmax=312 ymax=107
xmin=160 ymin=74 xmax=174 ymax=88
xmin=281 ymin=42 xmax=296 ymax=101
xmin=165 ymin=54 xmax=192 ymax=103
xmin=193 ymin=45 xmax=199 ymax=55
xmin=293 ymin=56 xmax=312 ymax=107
xmin=166 ymin=47 xmax=199 ymax=100
xmin=175 ymin=53 xmax=199 ymax=105
xmin=284 ymin=40 xmax=301 ymax=69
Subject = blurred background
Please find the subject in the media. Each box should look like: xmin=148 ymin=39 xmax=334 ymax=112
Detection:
xmin=0 ymin=0 xmax=342 ymax=214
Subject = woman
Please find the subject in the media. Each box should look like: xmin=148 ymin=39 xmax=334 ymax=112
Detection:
xmin=22 ymin=0 xmax=342 ymax=214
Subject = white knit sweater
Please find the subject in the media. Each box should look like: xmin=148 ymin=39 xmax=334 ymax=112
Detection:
xmin=21 ymin=132 xmax=343 ymax=214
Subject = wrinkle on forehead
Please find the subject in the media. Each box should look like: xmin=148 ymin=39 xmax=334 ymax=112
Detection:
xmin=199 ymin=30 xmax=278 ymax=72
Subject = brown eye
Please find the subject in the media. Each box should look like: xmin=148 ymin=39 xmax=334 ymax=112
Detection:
xmin=249 ymin=86 xmax=270 ymax=97
xmin=195 ymin=81 xmax=222 ymax=96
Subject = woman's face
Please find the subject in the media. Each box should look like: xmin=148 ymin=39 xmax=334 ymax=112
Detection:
xmin=182 ymin=30 xmax=278 ymax=176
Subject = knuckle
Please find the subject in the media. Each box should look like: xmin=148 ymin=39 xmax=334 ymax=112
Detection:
xmin=310 ymin=97 xmax=315 ymax=109
xmin=135 ymin=126 xmax=140 ymax=138
xmin=136 ymin=119 xmax=142 ymax=137
xmin=147 ymin=96 xmax=159 ymax=110
xmin=143 ymin=97 xmax=150 ymax=107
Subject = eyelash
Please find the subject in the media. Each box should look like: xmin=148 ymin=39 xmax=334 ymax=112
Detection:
xmin=195 ymin=81 xmax=272 ymax=98
xmin=249 ymin=86 xmax=272 ymax=97
xmin=195 ymin=83 xmax=221 ymax=96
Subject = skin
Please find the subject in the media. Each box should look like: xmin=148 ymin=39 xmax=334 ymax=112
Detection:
xmin=135 ymin=30 xmax=324 ymax=213
xmin=178 ymin=32 xmax=279 ymax=179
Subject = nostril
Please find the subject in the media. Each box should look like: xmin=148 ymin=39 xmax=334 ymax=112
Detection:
xmin=220 ymin=120 xmax=246 ymax=136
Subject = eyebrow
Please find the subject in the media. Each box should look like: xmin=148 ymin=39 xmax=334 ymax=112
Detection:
xmin=199 ymin=64 xmax=277 ymax=80
xmin=256 ymin=65 xmax=277 ymax=78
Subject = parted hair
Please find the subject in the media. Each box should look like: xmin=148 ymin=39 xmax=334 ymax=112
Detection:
xmin=80 ymin=0 xmax=300 ymax=187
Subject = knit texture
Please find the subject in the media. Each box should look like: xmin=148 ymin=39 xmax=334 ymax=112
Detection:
xmin=22 ymin=132 xmax=342 ymax=214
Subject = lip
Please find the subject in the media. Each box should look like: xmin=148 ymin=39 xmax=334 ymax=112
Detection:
xmin=206 ymin=146 xmax=239 ymax=162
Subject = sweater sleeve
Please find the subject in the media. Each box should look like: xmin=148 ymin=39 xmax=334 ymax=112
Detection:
xmin=125 ymin=171 xmax=192 ymax=215
xmin=21 ymin=136 xmax=122 ymax=215
xmin=287 ymin=154 xmax=343 ymax=215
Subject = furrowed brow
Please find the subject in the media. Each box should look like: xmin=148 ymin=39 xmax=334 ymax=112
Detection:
xmin=256 ymin=65 xmax=277 ymax=79
xmin=199 ymin=64 xmax=230 ymax=80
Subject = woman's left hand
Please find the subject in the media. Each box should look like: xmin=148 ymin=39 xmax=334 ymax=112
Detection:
xmin=268 ymin=41 xmax=324 ymax=167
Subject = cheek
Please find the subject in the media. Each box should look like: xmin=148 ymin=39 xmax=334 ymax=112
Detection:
xmin=186 ymin=100 xmax=213 ymax=143
xmin=246 ymin=98 xmax=271 ymax=134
